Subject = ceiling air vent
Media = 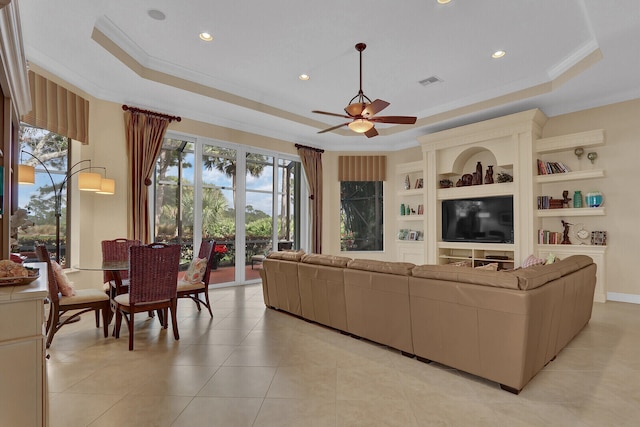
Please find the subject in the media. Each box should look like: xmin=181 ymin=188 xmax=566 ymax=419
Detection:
xmin=419 ymin=76 xmax=443 ymax=86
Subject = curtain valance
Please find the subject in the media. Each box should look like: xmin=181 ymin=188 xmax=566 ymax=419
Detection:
xmin=21 ymin=70 xmax=90 ymax=143
xmin=338 ymin=155 xmax=386 ymax=181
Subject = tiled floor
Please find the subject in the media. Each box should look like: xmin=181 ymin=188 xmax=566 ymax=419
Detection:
xmin=46 ymin=285 xmax=640 ymax=426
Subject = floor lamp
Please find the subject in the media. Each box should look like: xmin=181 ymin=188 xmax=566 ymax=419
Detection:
xmin=18 ymin=150 xmax=115 ymax=264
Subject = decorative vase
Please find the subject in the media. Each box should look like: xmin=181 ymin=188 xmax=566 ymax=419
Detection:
xmin=484 ymin=165 xmax=494 ymax=184
xmin=404 ymin=175 xmax=411 ymax=190
xmin=475 ymin=161 xmax=483 ymax=185
xmin=585 ymin=191 xmax=603 ymax=207
xmin=573 ymin=191 xmax=582 ymax=208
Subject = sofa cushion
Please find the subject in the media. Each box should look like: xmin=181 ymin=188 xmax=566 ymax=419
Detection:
xmin=267 ymin=250 xmax=305 ymax=262
xmin=347 ymin=259 xmax=415 ymax=276
xmin=301 ymin=253 xmax=351 ymax=268
xmin=411 ymin=264 xmax=519 ymax=290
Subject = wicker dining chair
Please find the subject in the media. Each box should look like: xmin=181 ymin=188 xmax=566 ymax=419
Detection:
xmin=112 ymin=243 xmax=181 ymax=350
xmin=177 ymin=239 xmax=216 ymax=317
xmin=101 ymin=238 xmax=140 ymax=297
xmin=35 ymin=244 xmax=110 ymax=348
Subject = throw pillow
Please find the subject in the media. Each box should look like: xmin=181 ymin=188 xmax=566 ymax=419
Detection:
xmin=522 ymin=254 xmax=545 ymax=268
xmin=184 ymin=257 xmax=208 ymax=284
xmin=545 ymin=253 xmax=557 ymax=265
xmin=475 ymin=262 xmax=499 ymax=271
xmin=448 ymin=260 xmax=472 ymax=267
xmin=51 ymin=261 xmax=76 ymax=296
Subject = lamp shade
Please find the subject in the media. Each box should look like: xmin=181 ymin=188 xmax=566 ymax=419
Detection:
xmin=96 ymin=178 xmax=115 ymax=195
xmin=18 ymin=164 xmax=36 ymax=184
xmin=348 ymin=119 xmax=374 ymax=133
xmin=78 ymin=172 xmax=102 ymax=191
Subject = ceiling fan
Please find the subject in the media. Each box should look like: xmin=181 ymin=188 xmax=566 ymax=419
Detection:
xmin=313 ymin=43 xmax=417 ymax=138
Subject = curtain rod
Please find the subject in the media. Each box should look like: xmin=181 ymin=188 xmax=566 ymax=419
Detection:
xmin=295 ymin=143 xmax=324 ymax=153
xmin=122 ymin=105 xmax=181 ymax=122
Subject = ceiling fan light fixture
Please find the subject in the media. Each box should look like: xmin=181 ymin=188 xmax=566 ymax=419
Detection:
xmin=199 ymin=32 xmax=213 ymax=42
xmin=492 ymin=50 xmax=506 ymax=59
xmin=348 ymin=119 xmax=374 ymax=133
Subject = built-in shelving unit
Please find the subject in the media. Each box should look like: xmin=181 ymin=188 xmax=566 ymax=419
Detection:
xmin=403 ymin=110 xmax=608 ymax=302
xmin=438 ymin=242 xmax=515 ymax=269
xmin=534 ymin=128 xmax=607 ymax=301
xmin=395 ymin=160 xmax=425 ymax=264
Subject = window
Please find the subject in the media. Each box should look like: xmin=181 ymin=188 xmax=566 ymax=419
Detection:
xmin=340 ymin=181 xmax=384 ymax=251
xmin=17 ymin=124 xmax=70 ymax=265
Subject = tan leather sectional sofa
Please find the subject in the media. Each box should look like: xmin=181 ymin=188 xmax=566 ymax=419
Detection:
xmin=260 ymin=251 xmax=596 ymax=394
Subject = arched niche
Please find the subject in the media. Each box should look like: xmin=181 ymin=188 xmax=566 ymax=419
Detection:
xmin=437 ymin=136 xmax=514 ymax=176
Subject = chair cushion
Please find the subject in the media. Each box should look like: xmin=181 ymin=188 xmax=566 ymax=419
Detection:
xmin=177 ymin=279 xmax=205 ymax=292
xmin=184 ymin=257 xmax=207 ymax=284
xmin=59 ymin=288 xmax=109 ymax=305
xmin=52 ymin=261 xmax=76 ymax=296
xmin=113 ymin=293 xmax=170 ymax=307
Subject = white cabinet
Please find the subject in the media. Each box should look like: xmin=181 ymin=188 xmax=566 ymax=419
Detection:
xmin=538 ymin=245 xmax=607 ymax=303
xmin=0 ymin=263 xmax=48 ymax=426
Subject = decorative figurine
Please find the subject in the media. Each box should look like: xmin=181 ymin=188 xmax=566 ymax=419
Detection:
xmin=496 ymin=171 xmax=513 ymax=183
xmin=562 ymin=190 xmax=571 ymax=208
xmin=561 ymin=220 xmax=572 ymax=244
xmin=484 ymin=165 xmax=494 ymax=184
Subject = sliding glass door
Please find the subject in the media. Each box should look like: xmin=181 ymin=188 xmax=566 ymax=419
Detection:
xmin=153 ymin=135 xmax=305 ymax=286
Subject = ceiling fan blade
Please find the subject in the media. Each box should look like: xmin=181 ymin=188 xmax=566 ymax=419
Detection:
xmin=318 ymin=122 xmax=349 ymax=134
xmin=362 ymin=99 xmax=390 ymax=117
xmin=371 ymin=115 xmax=417 ymax=124
xmin=364 ymin=127 xmax=379 ymax=138
xmin=344 ymin=103 xmax=365 ymax=117
xmin=312 ymin=110 xmax=351 ymax=119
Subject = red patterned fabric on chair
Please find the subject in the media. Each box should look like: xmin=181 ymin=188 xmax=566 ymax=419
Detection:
xmin=112 ymin=243 xmax=181 ymax=350
xmin=177 ymin=239 xmax=216 ymax=317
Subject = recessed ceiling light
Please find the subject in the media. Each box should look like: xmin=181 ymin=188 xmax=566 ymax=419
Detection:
xmin=199 ymin=32 xmax=213 ymax=42
xmin=147 ymin=9 xmax=166 ymax=21
xmin=492 ymin=50 xmax=506 ymax=59
xmin=437 ymin=0 xmax=452 ymax=4
xmin=299 ymin=74 xmax=310 ymax=81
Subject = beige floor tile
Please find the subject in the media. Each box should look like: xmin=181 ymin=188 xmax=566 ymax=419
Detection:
xmin=88 ymin=395 xmax=193 ymax=427
xmin=48 ymin=392 xmax=122 ymax=427
xmin=222 ymin=344 xmax=285 ymax=367
xmin=172 ymin=344 xmax=235 ymax=366
xmin=129 ymin=364 xmax=218 ymax=396
xmin=171 ymin=396 xmax=262 ymax=427
xmin=198 ymin=366 xmax=276 ymax=397
xmin=254 ymin=398 xmax=336 ymax=427
xmin=267 ymin=365 xmax=337 ymax=399
xmin=336 ymin=398 xmax=418 ymax=427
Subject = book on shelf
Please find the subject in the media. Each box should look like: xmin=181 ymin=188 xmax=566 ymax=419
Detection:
xmin=537 ymin=196 xmax=565 ymax=209
xmin=538 ymin=229 xmax=563 ymax=244
xmin=537 ymin=159 xmax=571 ymax=175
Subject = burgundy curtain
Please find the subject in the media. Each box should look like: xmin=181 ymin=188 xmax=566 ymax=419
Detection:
xmin=296 ymin=144 xmax=324 ymax=254
xmin=124 ymin=108 xmax=176 ymax=243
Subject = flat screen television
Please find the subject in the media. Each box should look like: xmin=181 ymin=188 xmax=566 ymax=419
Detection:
xmin=442 ymin=196 xmax=514 ymax=243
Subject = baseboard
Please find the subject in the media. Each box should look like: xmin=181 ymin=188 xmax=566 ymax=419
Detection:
xmin=607 ymin=292 xmax=640 ymax=304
